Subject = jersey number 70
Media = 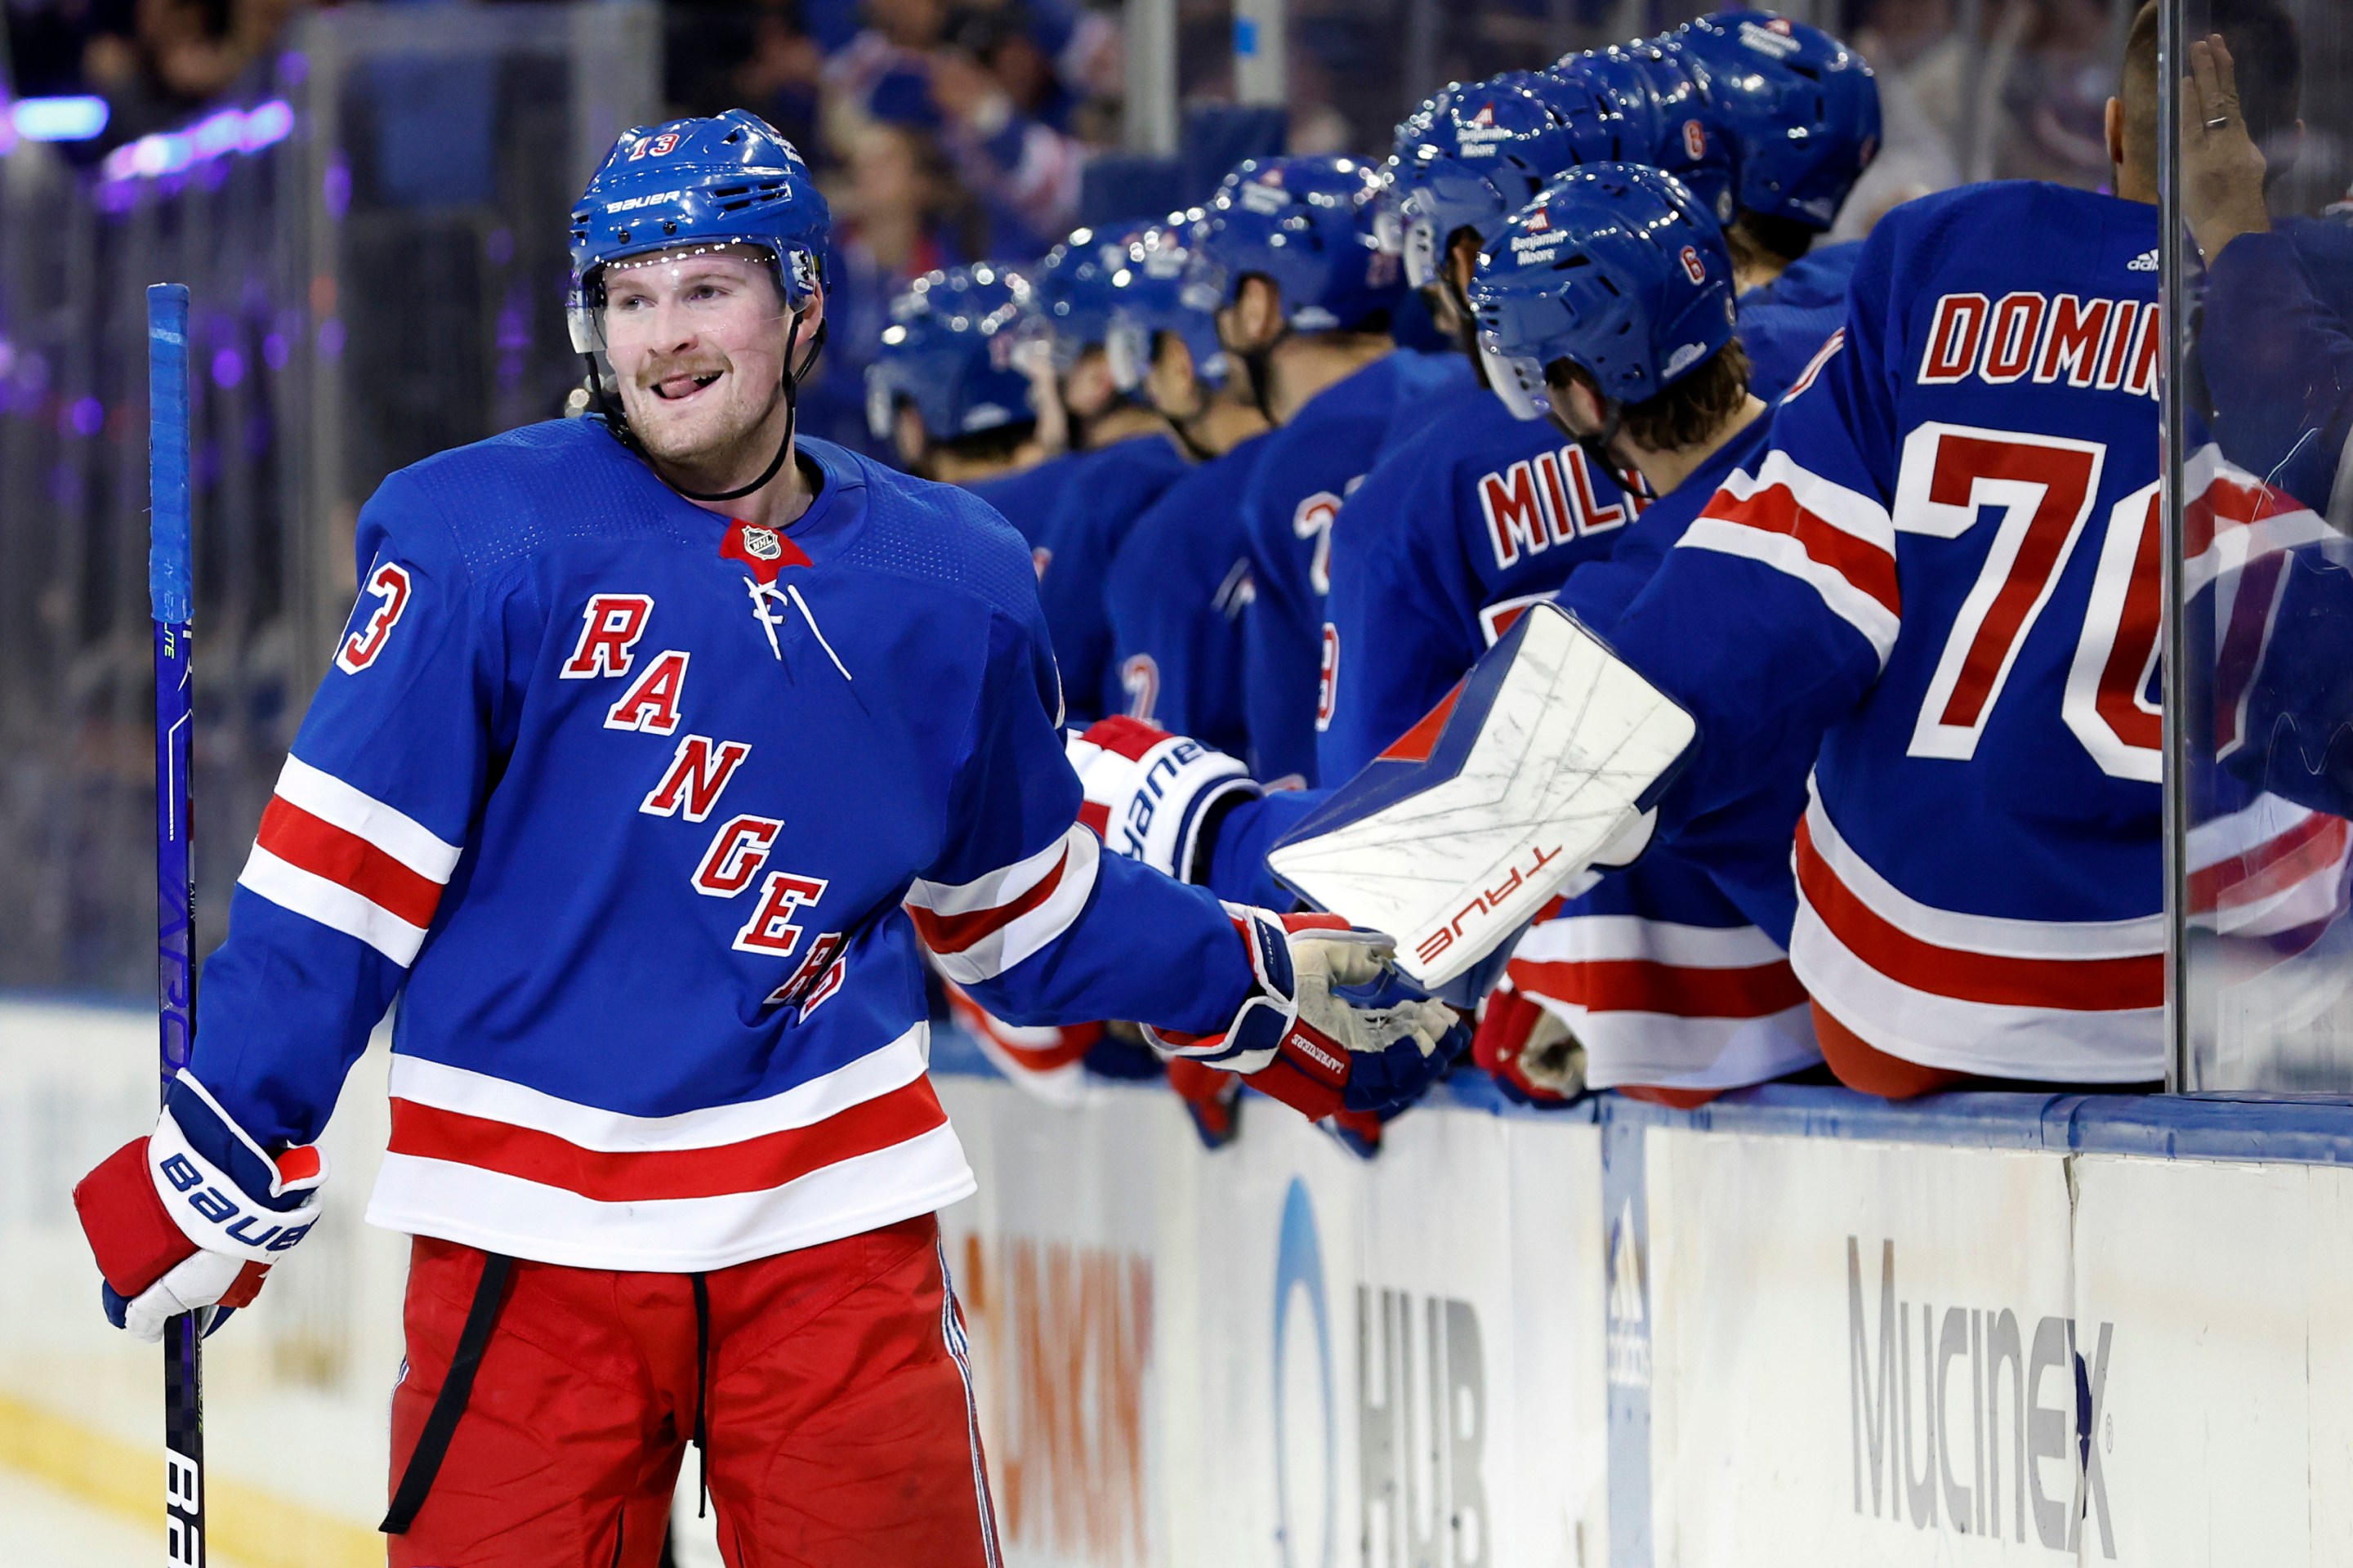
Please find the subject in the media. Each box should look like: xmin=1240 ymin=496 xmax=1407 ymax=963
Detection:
xmin=1895 ymin=423 xmax=2159 ymax=783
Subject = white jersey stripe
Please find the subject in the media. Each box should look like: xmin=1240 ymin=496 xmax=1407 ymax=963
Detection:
xmin=922 ymin=827 xmax=1101 ymax=985
xmin=1511 ymin=913 xmax=1790 ymax=969
xmin=907 ymin=830 xmax=1071 ymax=918
xmin=238 ymin=844 xmax=431 ymax=964
xmin=386 ymin=1024 xmax=931 ymax=1151
xmin=1680 ymin=518 xmax=1904 ymax=663
xmin=275 ymin=753 xmax=461 ymax=881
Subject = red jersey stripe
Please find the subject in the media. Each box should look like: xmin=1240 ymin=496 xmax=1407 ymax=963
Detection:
xmin=908 ymin=848 xmax=1069 ymax=954
xmin=1699 ymin=483 xmax=1901 ymax=617
xmin=1795 ymin=817 xmax=2162 ymax=1010
xmin=2189 ymin=811 xmax=2349 ymax=914
xmin=257 ymin=795 xmax=444 ymax=928
xmin=387 ymin=1075 xmax=950 ymax=1203
xmin=1509 ymin=957 xmax=1807 ymax=1019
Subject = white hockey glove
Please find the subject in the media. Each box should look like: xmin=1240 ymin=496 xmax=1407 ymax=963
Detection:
xmin=73 ymin=1072 xmax=326 ymax=1341
xmin=1068 ymin=716 xmax=1259 ymax=883
xmin=1146 ymin=908 xmax=1469 ymax=1120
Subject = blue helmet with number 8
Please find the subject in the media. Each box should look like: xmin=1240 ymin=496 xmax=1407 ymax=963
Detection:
xmin=1468 ymin=163 xmax=1737 ymax=421
xmin=1552 ymin=43 xmax=1739 ymax=226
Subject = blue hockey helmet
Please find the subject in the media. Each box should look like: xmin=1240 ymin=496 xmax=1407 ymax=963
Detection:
xmin=864 ymin=264 xmax=1040 ymax=444
xmin=1034 ymin=218 xmax=1160 ymax=370
xmin=1385 ymin=71 xmax=1627 ymax=291
xmin=1667 ymin=11 xmax=1880 ymax=230
xmin=566 ymin=109 xmax=833 ymax=500
xmin=1468 ymin=162 xmax=1738 ymax=422
xmin=1103 ymin=215 xmax=1230 ymax=394
xmin=1182 ymin=155 xmax=1405 ymax=334
xmin=1552 ymin=44 xmax=1740 ymax=227
xmin=569 ymin=110 xmax=829 ymax=326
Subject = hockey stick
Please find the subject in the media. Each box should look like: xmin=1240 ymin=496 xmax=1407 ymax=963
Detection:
xmin=148 ymin=282 xmax=208 ymax=1566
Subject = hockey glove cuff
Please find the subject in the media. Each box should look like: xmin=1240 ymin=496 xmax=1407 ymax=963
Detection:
xmin=1145 ymin=907 xmax=1467 ymax=1121
xmin=73 ymin=1072 xmax=327 ymax=1341
xmin=1069 ymin=717 xmax=1260 ymax=883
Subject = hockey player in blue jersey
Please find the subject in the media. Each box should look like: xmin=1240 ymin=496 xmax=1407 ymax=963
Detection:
xmin=1023 ymin=223 xmax=1192 ymax=721
xmin=69 ymin=110 xmax=1462 ymax=1566
xmin=1101 ymin=217 xmax=1273 ymax=757
xmin=1186 ymin=154 xmax=1466 ymax=788
xmin=1466 ymin=163 xmax=1820 ymax=1102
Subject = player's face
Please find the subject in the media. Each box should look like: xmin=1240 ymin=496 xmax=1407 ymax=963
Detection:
xmin=1062 ymin=345 xmax=1120 ymax=423
xmin=1145 ymin=333 xmax=1203 ymax=420
xmin=602 ymin=248 xmax=797 ymax=467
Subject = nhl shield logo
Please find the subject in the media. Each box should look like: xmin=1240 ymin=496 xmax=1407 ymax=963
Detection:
xmin=740 ymin=526 xmax=783 ymax=561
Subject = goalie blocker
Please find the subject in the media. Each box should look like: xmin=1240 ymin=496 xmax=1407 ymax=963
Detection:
xmin=1267 ymin=601 xmax=1696 ymax=989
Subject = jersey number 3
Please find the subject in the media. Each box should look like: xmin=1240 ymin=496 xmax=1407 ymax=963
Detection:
xmin=337 ymin=562 xmax=413 ymax=674
xmin=1894 ymin=423 xmax=2158 ymax=783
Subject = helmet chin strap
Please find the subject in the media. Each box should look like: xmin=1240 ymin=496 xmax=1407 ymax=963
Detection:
xmin=668 ymin=310 xmax=822 ymax=504
xmin=1238 ymin=321 xmax=1292 ymax=426
xmin=1555 ymin=396 xmax=1623 ymax=485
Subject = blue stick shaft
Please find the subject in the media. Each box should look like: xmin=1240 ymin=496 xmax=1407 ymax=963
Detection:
xmin=147 ymin=281 xmax=206 ymax=1566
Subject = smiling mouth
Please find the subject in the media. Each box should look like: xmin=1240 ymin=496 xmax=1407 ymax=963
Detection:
xmin=652 ymin=369 xmax=724 ymax=401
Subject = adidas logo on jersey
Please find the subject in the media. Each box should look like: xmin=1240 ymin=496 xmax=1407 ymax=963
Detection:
xmin=2128 ymin=248 xmax=2159 ymax=271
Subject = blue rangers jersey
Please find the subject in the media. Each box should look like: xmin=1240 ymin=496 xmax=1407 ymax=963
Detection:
xmin=1030 ymin=431 xmax=1191 ymax=722
xmin=1603 ymin=181 xmax=2210 ymax=1082
xmin=1242 ymin=348 xmax=1467 ymax=786
xmin=1103 ymin=430 xmax=1275 ymax=762
xmin=194 ymin=420 xmax=1253 ymax=1271
xmin=1508 ymin=413 xmax=1820 ymax=1092
xmin=1737 ymin=240 xmax=1864 ymax=400
xmin=964 ymin=452 xmax=1085 ymax=556
xmin=1315 ymin=378 xmax=1646 ymax=781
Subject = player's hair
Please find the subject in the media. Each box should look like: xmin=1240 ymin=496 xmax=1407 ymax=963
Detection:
xmin=935 ymin=418 xmax=1038 ymax=466
xmin=1550 ymin=337 xmax=1753 ymax=453
xmin=2122 ymin=0 xmax=2302 ymax=184
xmin=1726 ymin=212 xmax=1818 ymax=274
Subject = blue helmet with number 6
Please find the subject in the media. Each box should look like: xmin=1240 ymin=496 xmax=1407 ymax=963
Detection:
xmin=1468 ymin=163 xmax=1737 ymax=421
xmin=1552 ymin=43 xmax=1739 ymax=226
xmin=1666 ymin=11 xmax=1879 ymax=230
xmin=1183 ymin=155 xmax=1404 ymax=333
xmin=865 ymin=265 xmax=1040 ymax=444
xmin=1386 ymin=71 xmax=1627 ymax=291
xmin=1104 ymin=217 xmax=1230 ymax=393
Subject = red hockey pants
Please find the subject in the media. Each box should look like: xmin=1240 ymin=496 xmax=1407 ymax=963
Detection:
xmin=385 ymin=1213 xmax=1000 ymax=1567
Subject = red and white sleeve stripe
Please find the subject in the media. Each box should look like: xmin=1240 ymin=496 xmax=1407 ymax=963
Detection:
xmin=1679 ymin=449 xmax=1903 ymax=663
xmin=235 ymin=755 xmax=462 ymax=966
xmin=906 ymin=824 xmax=1101 ymax=985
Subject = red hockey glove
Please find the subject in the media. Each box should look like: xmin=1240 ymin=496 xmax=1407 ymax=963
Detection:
xmin=73 ymin=1073 xmax=326 ymax=1341
xmin=1166 ymin=1057 xmax=1244 ymax=1149
xmin=1068 ymin=716 xmax=1260 ymax=883
xmin=1147 ymin=907 xmax=1468 ymax=1122
xmin=1472 ymin=979 xmax=1586 ymax=1106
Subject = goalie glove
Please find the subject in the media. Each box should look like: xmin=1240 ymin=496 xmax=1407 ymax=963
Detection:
xmin=72 ymin=1072 xmax=326 ymax=1341
xmin=1068 ymin=716 xmax=1260 ymax=883
xmin=1472 ymin=979 xmax=1587 ymax=1106
xmin=1147 ymin=908 xmax=1468 ymax=1121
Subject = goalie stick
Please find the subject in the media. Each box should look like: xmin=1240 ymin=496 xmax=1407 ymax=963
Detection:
xmin=148 ymin=282 xmax=208 ymax=1565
